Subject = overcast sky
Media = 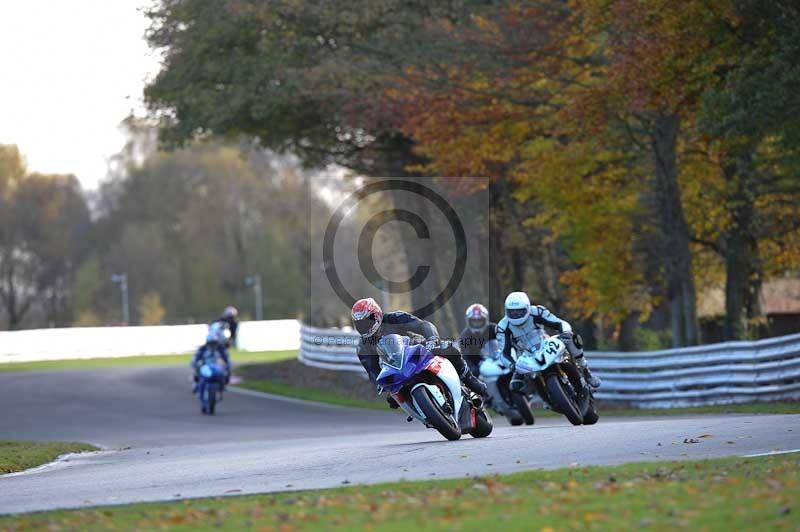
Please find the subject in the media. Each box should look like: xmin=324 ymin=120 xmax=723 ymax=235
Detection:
xmin=0 ymin=0 xmax=160 ymax=189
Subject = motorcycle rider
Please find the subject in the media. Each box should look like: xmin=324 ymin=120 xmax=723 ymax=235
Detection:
xmin=191 ymin=322 xmax=232 ymax=394
xmin=351 ymin=297 xmax=488 ymax=408
xmin=459 ymin=303 xmax=501 ymax=376
xmin=215 ymin=306 xmax=239 ymax=348
xmin=497 ymin=291 xmax=601 ymax=391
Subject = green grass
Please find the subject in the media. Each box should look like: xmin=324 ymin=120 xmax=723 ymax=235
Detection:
xmin=236 ymin=380 xmax=385 ymax=410
xmin=1 ymin=454 xmax=797 ymax=530
xmin=0 ymin=350 xmax=297 ymax=373
xmin=0 ymin=441 xmax=98 ymax=475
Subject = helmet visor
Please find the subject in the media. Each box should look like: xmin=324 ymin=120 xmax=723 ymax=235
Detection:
xmin=468 ymin=317 xmax=486 ymax=330
xmin=507 ymin=307 xmax=528 ymax=320
xmin=354 ymin=315 xmax=378 ymax=337
xmin=377 ymin=334 xmax=406 ymax=369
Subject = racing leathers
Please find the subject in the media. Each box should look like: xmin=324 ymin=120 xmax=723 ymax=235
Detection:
xmin=496 ymin=305 xmax=600 ymax=390
xmin=215 ymin=315 xmax=239 ymax=347
xmin=356 ymin=311 xmax=488 ymax=400
xmin=459 ymin=322 xmax=500 ymax=376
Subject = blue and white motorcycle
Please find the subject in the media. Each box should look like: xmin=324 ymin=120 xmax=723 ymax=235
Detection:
xmin=514 ymin=335 xmax=599 ymax=426
xmin=198 ymin=363 xmax=225 ymax=415
xmin=376 ymin=335 xmax=493 ymax=441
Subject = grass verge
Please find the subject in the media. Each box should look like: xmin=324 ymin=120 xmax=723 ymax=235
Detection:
xmin=1 ymin=454 xmax=797 ymax=529
xmin=0 ymin=441 xmax=98 ymax=475
xmin=0 ymin=350 xmax=297 ymax=373
xmin=235 ymin=380 xmax=385 ymax=410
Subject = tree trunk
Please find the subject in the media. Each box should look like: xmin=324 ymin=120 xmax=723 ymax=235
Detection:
xmin=649 ymin=113 xmax=699 ymax=347
xmin=617 ymin=312 xmax=640 ymax=351
xmin=722 ymin=152 xmax=761 ymax=340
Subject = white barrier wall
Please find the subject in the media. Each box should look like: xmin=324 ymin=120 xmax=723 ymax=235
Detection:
xmin=299 ymin=323 xmax=800 ymax=408
xmin=0 ymin=320 xmax=300 ymax=363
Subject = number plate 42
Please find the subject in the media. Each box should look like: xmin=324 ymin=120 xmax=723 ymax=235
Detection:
xmin=516 ymin=337 xmax=566 ymax=374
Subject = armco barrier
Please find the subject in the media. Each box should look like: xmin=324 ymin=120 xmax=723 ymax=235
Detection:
xmin=0 ymin=320 xmax=300 ymax=363
xmin=299 ymin=323 xmax=800 ymax=408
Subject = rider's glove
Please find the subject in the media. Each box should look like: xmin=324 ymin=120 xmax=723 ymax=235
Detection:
xmin=424 ymin=336 xmax=440 ymax=352
xmin=497 ymin=357 xmax=513 ymax=370
xmin=558 ymin=331 xmax=574 ymax=343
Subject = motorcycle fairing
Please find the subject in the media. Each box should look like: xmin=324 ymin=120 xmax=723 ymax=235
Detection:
xmin=516 ymin=336 xmax=566 ymax=374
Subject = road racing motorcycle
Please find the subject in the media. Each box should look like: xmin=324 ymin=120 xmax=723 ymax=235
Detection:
xmin=376 ymin=334 xmax=493 ymax=441
xmin=479 ymin=352 xmax=535 ymax=426
xmin=513 ymin=335 xmax=599 ymax=425
xmin=197 ymin=362 xmax=225 ymax=415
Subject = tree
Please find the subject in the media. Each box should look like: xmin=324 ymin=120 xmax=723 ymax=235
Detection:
xmin=692 ymin=0 xmax=800 ymax=339
xmin=0 ymin=146 xmax=91 ymax=328
xmin=138 ymin=292 xmax=166 ymax=325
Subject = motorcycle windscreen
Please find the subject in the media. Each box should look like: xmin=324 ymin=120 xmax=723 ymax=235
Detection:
xmin=377 ymin=334 xmax=407 ymax=370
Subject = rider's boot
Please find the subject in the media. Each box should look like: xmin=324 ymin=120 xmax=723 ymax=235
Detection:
xmin=575 ymin=354 xmax=601 ymax=388
xmin=509 ymin=370 xmax=526 ymax=393
xmin=462 ymin=372 xmax=489 ymax=399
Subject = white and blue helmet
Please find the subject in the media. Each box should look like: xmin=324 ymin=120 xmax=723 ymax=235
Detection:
xmin=504 ymin=292 xmax=531 ymax=326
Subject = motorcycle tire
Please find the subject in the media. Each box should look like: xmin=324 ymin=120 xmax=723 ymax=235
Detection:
xmin=508 ymin=415 xmax=524 ymax=426
xmin=207 ymin=383 xmax=217 ymax=415
xmin=469 ymin=408 xmax=493 ymax=438
xmin=411 ymin=386 xmax=461 ymax=441
xmin=582 ymin=392 xmax=599 ymax=425
xmin=511 ymin=393 xmax=535 ymax=426
xmin=545 ymin=374 xmax=582 ymax=425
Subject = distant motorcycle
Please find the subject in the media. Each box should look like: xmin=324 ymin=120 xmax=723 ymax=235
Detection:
xmin=376 ymin=335 xmax=493 ymax=441
xmin=514 ymin=335 xmax=599 ymax=425
xmin=480 ymin=353 xmax=535 ymax=426
xmin=197 ymin=363 xmax=225 ymax=415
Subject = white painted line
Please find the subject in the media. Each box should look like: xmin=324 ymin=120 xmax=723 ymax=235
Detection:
xmin=0 ymin=450 xmax=111 ymax=478
xmin=742 ymin=448 xmax=800 ymax=458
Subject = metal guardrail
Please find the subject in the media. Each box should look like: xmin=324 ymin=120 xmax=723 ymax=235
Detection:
xmin=299 ymin=323 xmax=800 ymax=408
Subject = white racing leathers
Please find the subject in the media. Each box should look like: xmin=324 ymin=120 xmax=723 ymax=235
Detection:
xmin=496 ymin=305 xmax=580 ymax=363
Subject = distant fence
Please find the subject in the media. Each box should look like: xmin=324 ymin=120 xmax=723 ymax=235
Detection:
xmin=0 ymin=320 xmax=300 ymax=363
xmin=299 ymin=323 xmax=800 ymax=408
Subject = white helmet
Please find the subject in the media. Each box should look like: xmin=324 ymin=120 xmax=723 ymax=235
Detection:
xmin=504 ymin=292 xmax=531 ymax=326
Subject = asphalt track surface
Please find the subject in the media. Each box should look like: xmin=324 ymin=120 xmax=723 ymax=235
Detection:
xmin=1 ymin=366 xmax=798 ymax=514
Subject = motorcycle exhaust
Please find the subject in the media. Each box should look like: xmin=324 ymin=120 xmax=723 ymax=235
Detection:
xmin=469 ymin=393 xmax=484 ymax=409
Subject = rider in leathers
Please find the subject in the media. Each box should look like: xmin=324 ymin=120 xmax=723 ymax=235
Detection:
xmin=191 ymin=323 xmax=232 ymax=394
xmin=459 ymin=303 xmax=500 ymax=376
xmin=351 ymin=298 xmax=488 ymax=408
xmin=496 ymin=292 xmax=601 ymax=391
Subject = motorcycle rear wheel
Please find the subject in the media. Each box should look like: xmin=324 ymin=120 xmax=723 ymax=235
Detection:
xmin=411 ymin=386 xmax=461 ymax=441
xmin=469 ymin=408 xmax=493 ymax=438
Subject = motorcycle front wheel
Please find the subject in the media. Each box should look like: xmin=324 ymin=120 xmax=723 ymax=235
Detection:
xmin=545 ymin=374 xmax=582 ymax=425
xmin=206 ymin=382 xmax=218 ymax=415
xmin=411 ymin=386 xmax=461 ymax=441
xmin=511 ymin=393 xmax=535 ymax=425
